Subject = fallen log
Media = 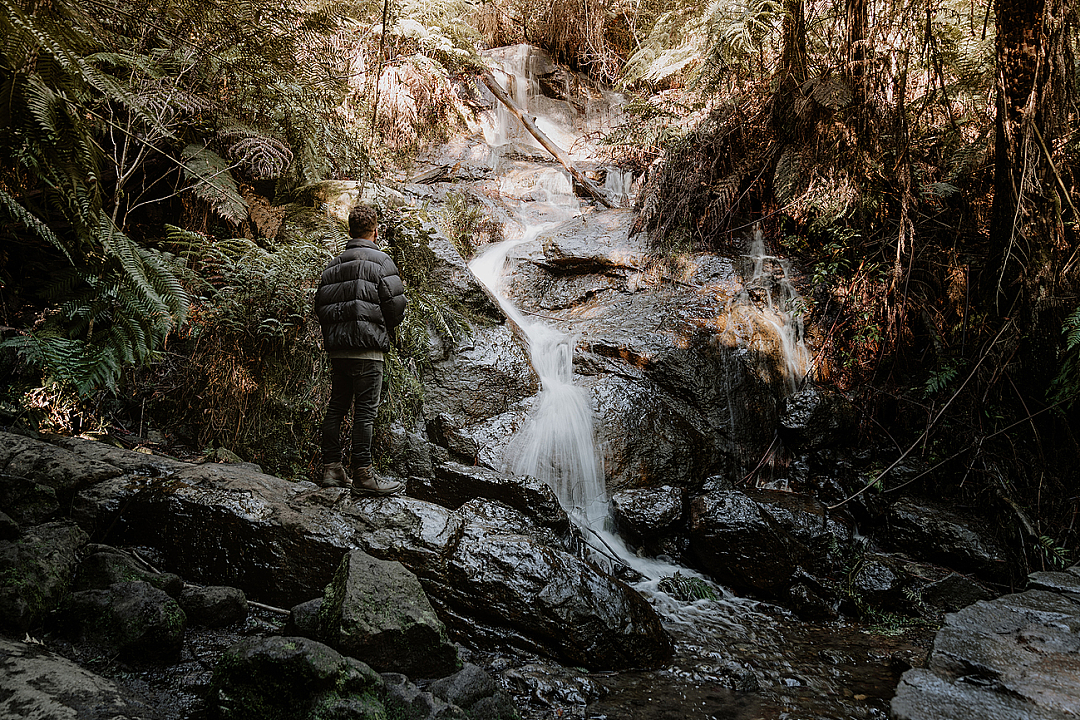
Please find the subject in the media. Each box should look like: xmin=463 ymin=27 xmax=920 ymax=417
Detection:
xmin=481 ymin=72 xmax=615 ymax=209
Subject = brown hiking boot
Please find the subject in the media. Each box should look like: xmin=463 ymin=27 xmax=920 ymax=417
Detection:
xmin=352 ymin=465 xmax=404 ymax=496
xmin=320 ymin=462 xmax=351 ymax=488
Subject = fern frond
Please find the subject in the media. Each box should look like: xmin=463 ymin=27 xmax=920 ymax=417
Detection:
xmin=182 ymin=143 xmax=248 ymax=224
xmin=0 ymin=188 xmax=75 ymax=262
xmin=217 ymin=125 xmax=294 ymax=179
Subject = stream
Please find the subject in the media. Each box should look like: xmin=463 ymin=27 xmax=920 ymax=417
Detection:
xmin=445 ymin=45 xmax=933 ymax=719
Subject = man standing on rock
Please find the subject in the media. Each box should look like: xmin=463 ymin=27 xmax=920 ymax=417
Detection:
xmin=315 ymin=203 xmax=407 ymax=496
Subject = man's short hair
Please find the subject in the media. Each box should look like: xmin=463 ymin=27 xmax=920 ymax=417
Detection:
xmin=348 ymin=204 xmax=378 ymax=239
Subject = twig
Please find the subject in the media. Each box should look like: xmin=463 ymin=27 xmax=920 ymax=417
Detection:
xmin=248 ymin=599 xmax=291 ymax=615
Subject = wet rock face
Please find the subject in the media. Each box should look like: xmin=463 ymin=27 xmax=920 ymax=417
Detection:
xmin=56 ymin=431 xmax=673 ymax=671
xmin=409 ymin=461 xmax=577 ymax=553
xmin=879 ymin=498 xmax=1015 ymax=584
xmin=0 ymin=636 xmax=166 ymax=720
xmin=779 ymin=385 xmax=857 ymax=451
xmin=892 ymin=567 xmax=1080 ymax=720
xmin=688 ymin=489 xmax=852 ymax=597
xmin=0 ymin=432 xmax=123 ymax=506
xmin=423 ymin=321 xmax=539 ymax=464
xmin=438 ymin=502 xmax=674 ymax=670
xmin=318 ymin=549 xmax=460 ymax=678
xmin=611 ymin=485 xmax=685 ymax=558
xmin=487 ymin=210 xmax=785 ymax=491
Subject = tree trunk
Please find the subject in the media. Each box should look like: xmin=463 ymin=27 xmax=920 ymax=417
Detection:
xmin=482 ymin=73 xmax=615 ymax=209
xmin=772 ymin=0 xmax=808 ymax=142
xmin=987 ymin=0 xmax=1077 ymax=312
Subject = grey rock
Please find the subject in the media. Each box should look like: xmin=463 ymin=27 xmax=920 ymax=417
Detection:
xmin=287 ymin=597 xmax=322 ymax=638
xmin=179 ymin=584 xmax=248 ymax=627
xmin=882 ymin=498 xmax=1013 ymax=583
xmin=919 ymin=572 xmax=994 ymax=613
xmin=689 ymin=489 xmax=851 ymax=595
xmin=0 ymin=473 xmax=59 ymax=525
xmin=0 ymin=635 xmax=164 ymax=719
xmin=503 ymin=662 xmax=605 ymax=706
xmin=1028 ymin=570 xmax=1080 ymax=599
xmin=44 ymin=428 xmax=673 ymax=671
xmin=427 ymin=663 xmax=499 ymax=710
xmin=0 ymin=509 xmax=20 ymax=540
xmin=690 ymin=490 xmax=802 ymax=593
xmin=611 ymin=485 xmax=685 ymax=558
xmin=66 ymin=581 xmax=186 ymax=662
xmin=208 ymin=635 xmax=385 ymax=720
xmin=0 ymin=432 xmax=122 ymax=504
xmin=382 ymin=673 xmax=467 ymax=720
xmin=850 ymin=553 xmax=910 ymax=609
xmin=892 ymin=585 xmax=1080 ymax=720
xmin=779 ymin=385 xmax=857 ymax=450
xmin=318 ymin=549 xmax=461 ymax=678
xmin=409 ymin=461 xmax=576 ymax=552
xmin=0 ymin=519 xmax=87 ymax=633
xmin=423 ymin=322 xmax=538 ymax=437
xmin=611 ymin=485 xmax=684 ymax=535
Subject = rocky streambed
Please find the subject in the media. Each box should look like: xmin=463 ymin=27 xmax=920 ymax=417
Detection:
xmin=4 ymin=428 xmax=1080 ymax=719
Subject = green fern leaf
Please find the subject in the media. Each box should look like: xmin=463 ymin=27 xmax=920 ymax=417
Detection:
xmin=182 ymin=144 xmax=248 ymax=224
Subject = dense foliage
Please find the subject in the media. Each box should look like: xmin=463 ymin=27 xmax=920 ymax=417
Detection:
xmin=610 ymin=0 xmax=1080 ymax=571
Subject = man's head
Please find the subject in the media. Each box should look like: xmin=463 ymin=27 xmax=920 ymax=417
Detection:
xmin=348 ymin=204 xmax=379 ymax=239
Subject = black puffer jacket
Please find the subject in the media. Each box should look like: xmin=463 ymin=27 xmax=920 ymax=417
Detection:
xmin=314 ymin=238 xmax=407 ymax=354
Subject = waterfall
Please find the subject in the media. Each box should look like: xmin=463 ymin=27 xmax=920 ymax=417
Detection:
xmin=469 ymin=229 xmax=607 ymax=528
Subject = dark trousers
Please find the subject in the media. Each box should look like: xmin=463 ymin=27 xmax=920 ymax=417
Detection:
xmin=321 ymin=357 xmax=383 ymax=468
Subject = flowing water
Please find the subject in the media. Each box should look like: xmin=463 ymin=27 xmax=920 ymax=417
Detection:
xmin=465 ymin=47 xmax=931 ymax=720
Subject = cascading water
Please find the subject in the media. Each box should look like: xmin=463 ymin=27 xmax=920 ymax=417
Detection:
xmin=463 ymin=46 xmax=923 ymax=720
xmin=469 ymin=227 xmax=608 ymax=529
xmin=726 ymin=225 xmax=813 ymax=395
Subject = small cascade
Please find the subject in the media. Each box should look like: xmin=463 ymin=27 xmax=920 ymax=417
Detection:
xmin=726 ymin=225 xmax=812 ymax=395
xmin=603 ymin=168 xmax=635 ymax=207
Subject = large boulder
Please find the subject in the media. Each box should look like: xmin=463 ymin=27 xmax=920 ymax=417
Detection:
xmin=879 ymin=498 xmax=1014 ymax=583
xmin=0 ymin=636 xmax=164 ymax=719
xmin=0 ymin=473 xmax=59 ymax=526
xmin=409 ymin=461 xmax=577 ymax=553
xmin=892 ymin=568 xmax=1080 ymax=720
xmin=74 ymin=544 xmax=184 ymax=596
xmin=179 ymin=584 xmax=248 ymax=627
xmin=688 ymin=489 xmax=852 ymax=597
xmin=610 ymin=485 xmax=686 ymax=559
xmin=59 ymin=431 xmax=673 ymax=671
xmin=0 ymin=431 xmax=122 ymax=505
xmin=0 ymin=519 xmax=87 ymax=634
xmin=318 ymin=549 xmax=460 ymax=678
xmin=427 ymin=663 xmax=520 ymax=720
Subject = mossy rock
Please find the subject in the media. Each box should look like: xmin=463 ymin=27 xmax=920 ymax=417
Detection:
xmin=209 ymin=635 xmax=386 ymax=720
